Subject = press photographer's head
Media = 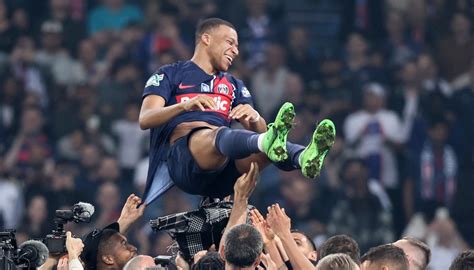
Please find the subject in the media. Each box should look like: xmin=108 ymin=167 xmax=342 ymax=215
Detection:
xmin=81 ymin=223 xmax=137 ymax=270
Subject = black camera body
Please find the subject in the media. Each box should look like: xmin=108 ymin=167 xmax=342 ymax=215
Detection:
xmin=0 ymin=230 xmax=18 ymax=270
xmin=44 ymin=203 xmax=94 ymax=255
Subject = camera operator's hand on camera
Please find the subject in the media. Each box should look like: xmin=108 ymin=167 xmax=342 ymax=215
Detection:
xmin=57 ymin=257 xmax=69 ymax=270
xmin=118 ymin=194 xmax=146 ymax=234
xmin=66 ymin=232 xmax=84 ymax=260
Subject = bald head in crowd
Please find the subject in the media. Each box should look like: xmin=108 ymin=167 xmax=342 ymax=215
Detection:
xmin=123 ymin=255 xmax=155 ymax=270
xmin=316 ymin=253 xmax=359 ymax=270
xmin=361 ymin=244 xmax=408 ymax=270
xmin=394 ymin=237 xmax=430 ymax=270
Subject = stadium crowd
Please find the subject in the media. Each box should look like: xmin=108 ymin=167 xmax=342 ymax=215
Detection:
xmin=0 ymin=0 xmax=473 ymax=269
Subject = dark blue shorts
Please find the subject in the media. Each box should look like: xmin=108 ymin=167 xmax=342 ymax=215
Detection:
xmin=167 ymin=127 xmax=240 ymax=198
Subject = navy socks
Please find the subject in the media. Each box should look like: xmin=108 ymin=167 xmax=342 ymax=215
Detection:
xmin=215 ymin=127 xmax=261 ymax=159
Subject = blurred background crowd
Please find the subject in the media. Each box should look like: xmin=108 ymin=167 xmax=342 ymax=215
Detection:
xmin=0 ymin=0 xmax=473 ymax=269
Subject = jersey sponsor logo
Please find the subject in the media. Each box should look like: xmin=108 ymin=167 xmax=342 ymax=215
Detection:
xmin=145 ymin=74 xmax=164 ymax=88
xmin=176 ymin=93 xmax=232 ymax=115
xmin=201 ymin=83 xmax=211 ymax=92
xmin=217 ymin=83 xmax=229 ymax=94
xmin=178 ymin=83 xmax=196 ymax=89
xmin=241 ymin=87 xmax=251 ymax=97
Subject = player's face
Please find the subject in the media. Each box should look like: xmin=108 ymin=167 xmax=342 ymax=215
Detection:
xmin=208 ymin=25 xmax=239 ymax=72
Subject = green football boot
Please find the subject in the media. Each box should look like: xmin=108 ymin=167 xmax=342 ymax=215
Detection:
xmin=262 ymin=102 xmax=295 ymax=162
xmin=300 ymin=119 xmax=336 ymax=179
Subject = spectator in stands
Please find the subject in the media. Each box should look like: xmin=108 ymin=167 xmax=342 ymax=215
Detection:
xmin=0 ymin=167 xmax=23 ymax=229
xmin=383 ymin=10 xmax=421 ymax=67
xmin=344 ymin=83 xmax=405 ymax=199
xmin=406 ymin=117 xmax=457 ymax=219
xmin=417 ymin=52 xmax=452 ymax=97
xmin=4 ymin=106 xmax=51 ymax=172
xmin=251 ymin=43 xmax=290 ymax=120
xmin=316 ymin=253 xmax=359 ymax=270
xmin=285 ymin=26 xmax=319 ymax=84
xmin=17 ymin=194 xmax=50 ymax=239
xmin=318 ymin=234 xmax=361 ymax=265
xmin=111 ymin=103 xmax=146 ymax=179
xmin=436 ymin=12 xmax=474 ymax=83
xmin=393 ymin=237 xmax=431 ymax=270
xmin=451 ymin=61 xmax=474 ymax=169
xmin=316 ymin=51 xmax=352 ymax=127
xmin=237 ymin=0 xmax=279 ymax=69
xmin=8 ymin=36 xmax=48 ymax=107
xmin=326 ymin=158 xmax=394 ymax=252
xmin=38 ymin=0 xmax=85 ymax=53
xmin=35 ymin=20 xmax=82 ymax=87
xmin=88 ymin=0 xmax=143 ymax=35
xmin=361 ymin=244 xmax=409 ymax=270
xmin=449 ymin=250 xmax=474 ymax=270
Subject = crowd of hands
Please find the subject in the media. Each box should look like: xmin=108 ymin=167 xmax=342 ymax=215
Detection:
xmin=174 ymin=162 xmax=317 ymax=270
xmin=35 ymin=162 xmax=314 ymax=270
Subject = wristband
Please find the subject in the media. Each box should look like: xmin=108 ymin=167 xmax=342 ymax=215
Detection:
xmin=250 ymin=111 xmax=261 ymax=123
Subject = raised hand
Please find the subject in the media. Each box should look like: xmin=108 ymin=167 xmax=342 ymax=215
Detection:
xmin=250 ymin=209 xmax=275 ymax=244
xmin=229 ymin=104 xmax=260 ymax=122
xmin=118 ymin=194 xmax=146 ymax=234
xmin=233 ymin=162 xmax=259 ymax=201
xmin=266 ymin=204 xmax=291 ymax=237
xmin=65 ymin=231 xmax=84 ymax=260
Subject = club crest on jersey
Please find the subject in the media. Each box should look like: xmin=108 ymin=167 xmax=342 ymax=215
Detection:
xmin=217 ymin=83 xmax=229 ymax=94
xmin=201 ymin=83 xmax=211 ymax=92
xmin=241 ymin=87 xmax=251 ymax=97
xmin=145 ymin=74 xmax=164 ymax=87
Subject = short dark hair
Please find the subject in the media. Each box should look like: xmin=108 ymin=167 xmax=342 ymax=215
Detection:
xmin=291 ymin=229 xmax=317 ymax=252
xmin=318 ymin=235 xmax=361 ymax=264
xmin=361 ymin=244 xmax=408 ymax=270
xmin=195 ymin=18 xmax=235 ymax=44
xmin=449 ymin=250 xmax=474 ymax=270
xmin=402 ymin=237 xmax=431 ymax=269
xmin=192 ymin=252 xmax=225 ymax=270
xmin=316 ymin=253 xmax=359 ymax=270
xmin=224 ymin=224 xmax=263 ymax=268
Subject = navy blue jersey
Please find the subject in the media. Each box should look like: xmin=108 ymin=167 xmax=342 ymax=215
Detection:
xmin=142 ymin=60 xmax=253 ymax=203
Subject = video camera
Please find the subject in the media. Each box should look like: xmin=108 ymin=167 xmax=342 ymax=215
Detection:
xmin=44 ymin=202 xmax=94 ymax=255
xmin=1 ymin=230 xmax=49 ymax=270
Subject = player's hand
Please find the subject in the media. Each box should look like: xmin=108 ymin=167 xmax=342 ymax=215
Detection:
xmin=182 ymin=95 xmax=217 ymax=111
xmin=266 ymin=204 xmax=291 ymax=237
xmin=250 ymin=209 xmax=275 ymax=244
xmin=65 ymin=231 xmax=84 ymax=260
xmin=229 ymin=104 xmax=260 ymax=122
xmin=117 ymin=194 xmax=146 ymax=233
xmin=233 ymin=162 xmax=259 ymax=201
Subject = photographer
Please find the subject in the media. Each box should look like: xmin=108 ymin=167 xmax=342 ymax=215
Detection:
xmin=80 ymin=194 xmax=145 ymax=269
xmin=39 ymin=231 xmax=85 ymax=270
